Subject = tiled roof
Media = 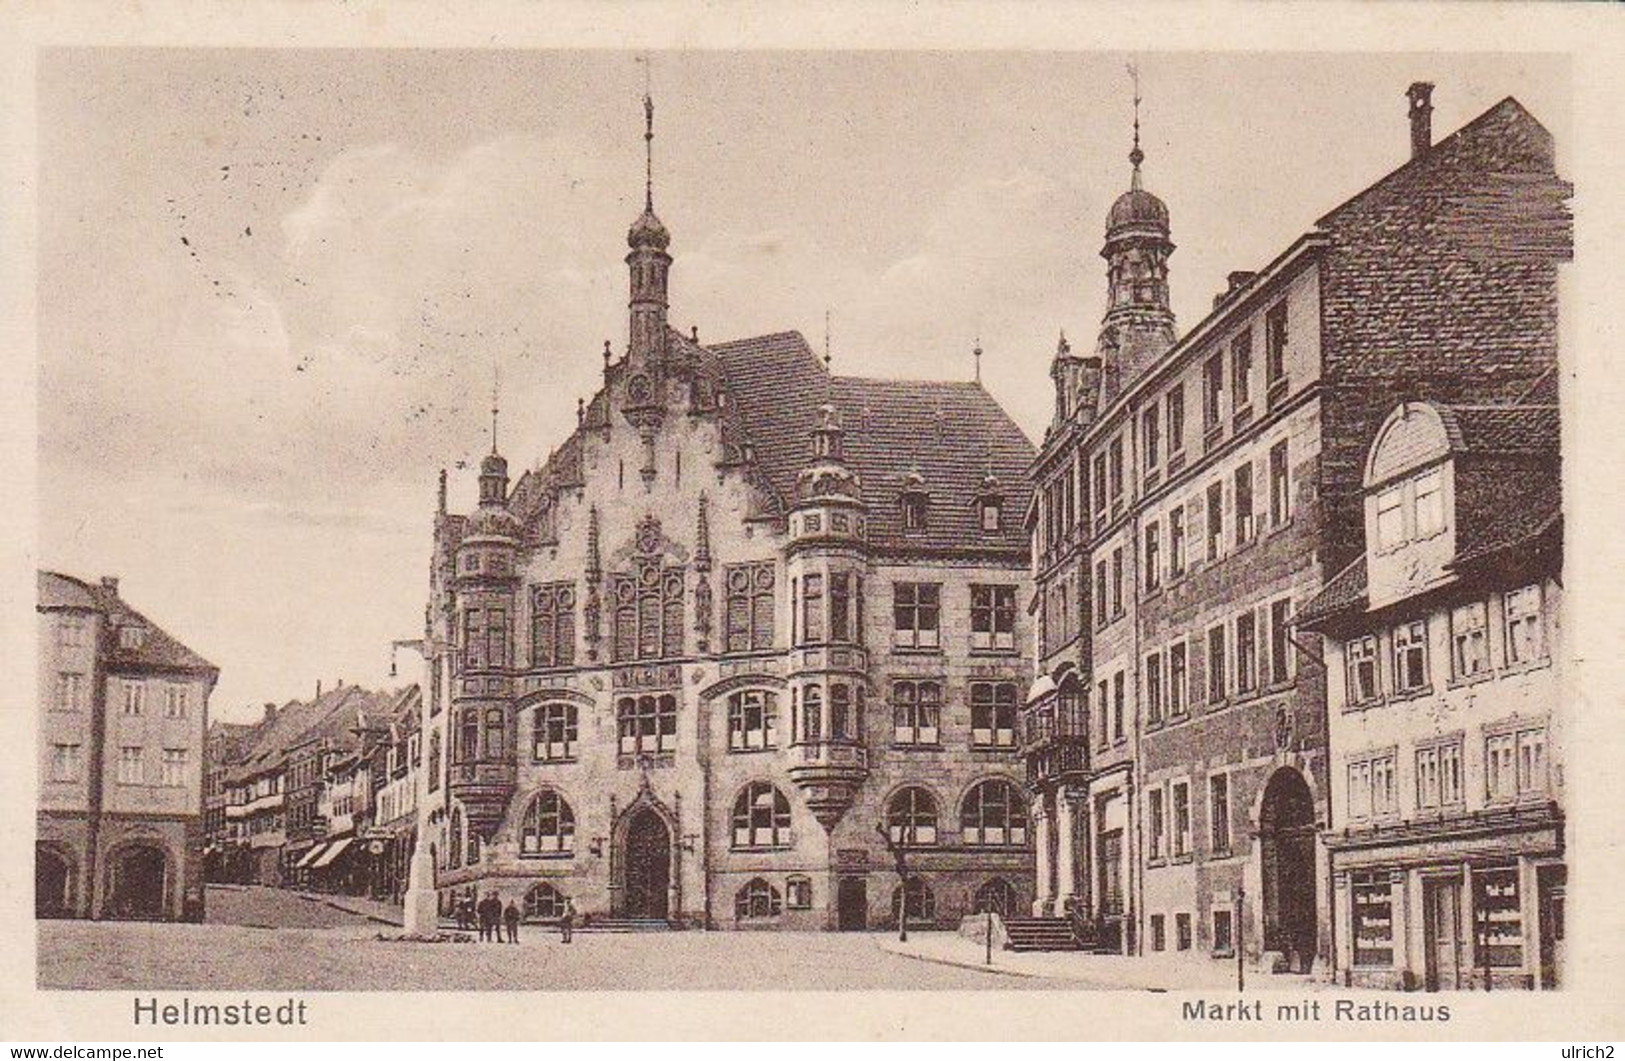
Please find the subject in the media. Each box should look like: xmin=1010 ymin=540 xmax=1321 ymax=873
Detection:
xmin=1438 ymin=404 xmax=1559 ymax=456
xmin=38 ymin=571 xmax=217 ymax=675
xmin=1295 ymin=556 xmax=1368 ymax=629
xmin=225 ymin=684 xmax=408 ymax=783
xmin=709 ymin=331 xmax=1036 ymax=554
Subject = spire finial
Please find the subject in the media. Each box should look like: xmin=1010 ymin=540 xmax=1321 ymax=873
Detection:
xmin=823 ymin=309 xmax=832 ymax=371
xmin=1127 ymin=62 xmax=1144 ymax=190
xmin=640 ymin=55 xmax=655 ymax=212
xmin=973 ymin=337 xmax=983 ymax=385
xmin=490 ymin=361 xmax=501 ymax=454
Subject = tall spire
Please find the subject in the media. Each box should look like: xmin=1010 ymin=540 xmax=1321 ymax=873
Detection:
xmin=644 ymin=72 xmax=655 ymax=211
xmin=1128 ymin=62 xmax=1144 ymax=190
xmin=489 ymin=361 xmax=501 ymax=455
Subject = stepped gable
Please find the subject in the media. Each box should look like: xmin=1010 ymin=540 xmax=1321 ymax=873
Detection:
xmin=708 ymin=330 xmax=1036 ymax=554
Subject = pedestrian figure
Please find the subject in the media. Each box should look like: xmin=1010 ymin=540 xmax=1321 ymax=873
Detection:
xmin=479 ymin=892 xmax=501 ymax=942
xmin=504 ymin=899 xmax=521 ymax=944
xmin=560 ymin=896 xmax=576 ymax=944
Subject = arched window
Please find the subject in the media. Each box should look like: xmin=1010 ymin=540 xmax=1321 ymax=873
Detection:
xmin=467 ymin=830 xmax=481 ymax=865
xmin=727 ymin=690 xmax=777 ymax=751
xmin=458 ymin=709 xmax=479 ymax=762
xmin=732 ymin=782 xmax=792 ymax=849
xmin=524 ymin=882 xmax=568 ymax=921
xmin=801 ymin=685 xmax=823 ymax=742
xmin=526 ymin=877 xmax=572 ymax=916
xmin=448 ymin=807 xmax=464 ymax=868
xmin=735 ymin=878 xmax=783 ymax=920
xmin=533 ymin=703 xmax=578 ymax=762
xmin=887 ymin=787 xmax=939 ymax=846
xmin=520 ymin=790 xmax=576 ymax=855
xmin=976 ymin=878 xmax=1018 ymax=917
xmin=960 ymin=779 xmax=1030 ymax=846
xmin=891 ymin=877 xmax=936 ymax=926
xmin=617 ymin=694 xmax=678 ymax=756
xmin=483 ymin=708 xmax=507 ymax=760
xmin=610 ymin=562 xmax=685 ymax=662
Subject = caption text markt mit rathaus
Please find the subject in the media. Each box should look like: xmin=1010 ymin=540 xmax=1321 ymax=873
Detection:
xmin=1181 ymin=1000 xmax=1451 ymax=1023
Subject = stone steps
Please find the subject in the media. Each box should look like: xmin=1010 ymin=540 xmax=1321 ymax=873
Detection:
xmin=1002 ymin=916 xmax=1082 ymax=952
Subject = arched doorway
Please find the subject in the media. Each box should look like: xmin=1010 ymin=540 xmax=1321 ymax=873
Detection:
xmin=106 ymin=844 xmax=168 ymax=921
xmin=36 ymin=844 xmax=73 ymax=919
xmin=1259 ymin=767 xmax=1317 ymax=972
xmin=975 ymin=877 xmax=1018 ymax=918
xmin=622 ymin=808 xmax=671 ymax=920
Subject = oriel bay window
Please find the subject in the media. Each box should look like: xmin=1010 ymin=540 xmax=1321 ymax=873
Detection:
xmin=727 ymin=689 xmax=778 ymax=751
xmin=893 ymin=583 xmax=940 ymax=649
xmin=887 ymin=786 xmax=939 ymax=845
xmin=892 ymin=680 xmax=941 ymax=745
xmin=533 ymin=703 xmax=577 ymax=762
xmin=520 ymin=790 xmax=575 ymax=855
xmin=617 ymin=694 xmax=677 ymax=755
xmin=530 ymin=582 xmax=576 ymax=668
xmin=970 ymin=584 xmax=1017 ymax=651
xmin=483 ymin=708 xmax=507 ymax=759
xmin=732 ymin=782 xmax=793 ymax=849
xmin=723 ymin=562 xmax=776 ymax=653
xmin=457 ymin=709 xmax=479 ymax=762
xmin=959 ymin=779 xmax=1029 ymax=846
xmin=798 ymin=685 xmax=823 ymax=742
xmin=801 ymin=573 xmax=825 ymax=643
xmin=970 ymin=682 xmax=1018 ymax=747
xmin=829 ymin=572 xmax=857 ymax=643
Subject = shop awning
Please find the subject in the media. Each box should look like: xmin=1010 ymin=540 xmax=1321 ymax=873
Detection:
xmin=311 ymin=837 xmax=353 ymax=869
xmin=293 ymin=843 xmax=328 ymax=869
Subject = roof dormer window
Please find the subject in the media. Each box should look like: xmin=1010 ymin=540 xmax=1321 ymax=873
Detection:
xmin=980 ymin=499 xmax=1002 ymax=533
xmin=119 ymin=625 xmax=145 ymax=651
xmin=902 ymin=493 xmax=928 ymax=532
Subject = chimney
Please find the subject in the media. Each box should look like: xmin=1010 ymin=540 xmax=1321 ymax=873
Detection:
xmin=1213 ymin=271 xmax=1259 ymax=311
xmin=316 ymin=680 xmax=323 ymax=698
xmin=1407 ymin=82 xmax=1434 ymax=160
xmin=100 ymin=575 xmax=119 ymax=596
xmin=263 ymin=702 xmax=278 ymax=724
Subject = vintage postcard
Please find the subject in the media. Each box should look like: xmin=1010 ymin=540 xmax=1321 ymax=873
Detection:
xmin=1 ymin=0 xmax=1622 ymax=1043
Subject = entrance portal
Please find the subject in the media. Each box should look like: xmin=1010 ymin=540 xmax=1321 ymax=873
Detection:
xmin=106 ymin=844 xmax=168 ymax=920
xmin=622 ymin=809 xmax=671 ymax=920
xmin=36 ymin=845 xmax=72 ymax=918
xmin=837 ymin=877 xmax=867 ymax=930
xmin=1259 ymin=767 xmax=1317 ymax=971
xmin=1424 ymin=876 xmax=1465 ymax=991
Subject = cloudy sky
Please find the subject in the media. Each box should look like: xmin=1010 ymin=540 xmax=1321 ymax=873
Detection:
xmin=37 ymin=49 xmax=1567 ymax=723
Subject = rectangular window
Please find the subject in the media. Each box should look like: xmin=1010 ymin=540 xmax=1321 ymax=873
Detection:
xmin=1269 ymin=440 xmax=1290 ymax=527
xmin=122 ymin=682 xmax=144 ymax=716
xmin=1215 ymin=903 xmax=1235 ymax=955
xmin=1169 ymin=642 xmax=1188 ymax=716
xmin=1096 ymin=681 xmax=1110 ymax=748
xmin=892 ymin=583 xmax=940 ymax=649
xmin=1451 ymin=601 xmax=1489 ymax=679
xmin=485 ymin=607 xmax=509 ymax=668
xmin=1176 ymin=912 xmax=1193 ymax=951
xmin=118 ymin=745 xmax=144 ymax=785
xmin=830 ymin=572 xmax=853 ymax=644
xmin=1151 ymin=913 xmax=1167 ymax=951
xmin=1169 ymin=506 xmax=1187 ymax=577
xmin=1148 ymin=787 xmax=1166 ymax=861
xmin=1347 ymin=635 xmax=1380 ymax=704
xmin=1236 ymin=611 xmax=1258 ymax=695
xmin=1111 ymin=670 xmax=1125 ymax=743
xmin=463 ymin=608 xmax=484 ymax=669
xmin=1172 ymin=781 xmax=1192 ymax=858
xmin=1376 ymin=485 xmax=1405 ymax=550
xmin=1146 ymin=651 xmax=1164 ymax=726
xmin=802 ymin=573 xmax=825 ymax=644
xmin=1414 ymin=468 xmax=1445 ymax=538
xmin=1092 ymin=454 xmax=1108 ymax=528
xmin=161 ymin=748 xmax=188 ymax=787
xmin=1476 ymin=868 xmax=1524 ymax=968
xmin=532 ymin=582 xmax=578 ymax=667
xmin=56 ymin=672 xmax=84 ymax=712
xmin=1265 ymin=302 xmax=1288 ymax=391
xmin=50 ymin=743 xmax=82 ymax=782
xmin=971 ymin=584 xmax=1017 ymax=651
xmin=58 ymin=615 xmax=87 ymax=649
xmin=1351 ymin=872 xmax=1394 ymax=967
xmin=1144 ymin=521 xmax=1161 ymax=594
xmin=1111 ymin=547 xmax=1125 ymax=617
xmin=891 ymin=680 xmax=941 ymax=746
xmin=1504 ymin=585 xmax=1546 ymax=664
xmin=1416 ymin=740 xmax=1464 ymax=809
xmin=164 ymin=685 xmax=189 ymax=719
xmin=1209 ymin=772 xmax=1231 ymax=855
xmin=1143 ymin=404 xmax=1161 ymax=472
xmin=1207 ymin=624 xmax=1227 ymax=703
xmin=1234 ymin=463 xmax=1255 ymax=546
xmin=1231 ymin=329 xmax=1253 ymax=411
xmin=1393 ymin=620 xmax=1429 ymax=694
xmin=1108 ymin=437 xmax=1124 ymax=514
xmin=1348 ymin=752 xmax=1396 ymax=820
xmin=1206 ymin=481 xmax=1224 ymax=561
xmin=1269 ymin=599 xmax=1293 ymax=685
xmin=1094 ymin=561 xmax=1108 ymax=630
xmin=1203 ymin=354 xmax=1225 ymax=433
xmin=970 ymin=682 xmax=1018 ymax=748
xmin=1167 ymin=385 xmax=1185 ymax=459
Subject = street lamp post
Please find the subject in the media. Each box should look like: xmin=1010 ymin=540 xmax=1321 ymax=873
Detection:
xmin=1236 ymin=885 xmax=1246 ymax=993
xmin=876 ymin=820 xmax=911 ymax=943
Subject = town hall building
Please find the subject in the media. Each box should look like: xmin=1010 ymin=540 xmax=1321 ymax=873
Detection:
xmin=417 ymin=96 xmax=1038 ymax=930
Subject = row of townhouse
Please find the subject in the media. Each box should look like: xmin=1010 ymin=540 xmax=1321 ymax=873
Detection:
xmin=1021 ymin=82 xmax=1568 ymax=990
xmin=209 ymin=683 xmax=422 ymax=901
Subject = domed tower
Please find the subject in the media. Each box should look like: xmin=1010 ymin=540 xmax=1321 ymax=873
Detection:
xmin=784 ymin=403 xmax=871 ymax=828
xmin=1096 ymin=90 xmax=1176 ymax=403
xmin=448 ymin=439 xmax=521 ymax=841
xmin=624 ymin=92 xmax=672 ymax=408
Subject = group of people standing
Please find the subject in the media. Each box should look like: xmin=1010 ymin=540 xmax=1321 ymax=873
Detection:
xmin=453 ymin=892 xmax=575 ymax=944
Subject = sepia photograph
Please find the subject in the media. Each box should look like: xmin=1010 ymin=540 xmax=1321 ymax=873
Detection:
xmin=5 ymin=5 xmax=1620 ymax=1042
